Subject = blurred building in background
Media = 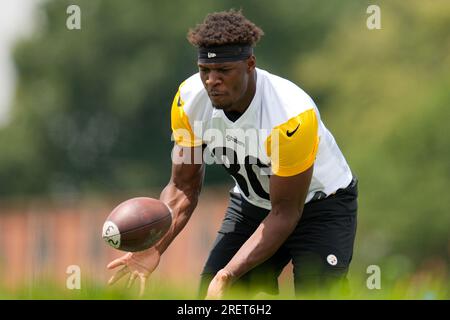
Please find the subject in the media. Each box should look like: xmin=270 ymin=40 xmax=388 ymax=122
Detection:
xmin=0 ymin=188 xmax=238 ymax=290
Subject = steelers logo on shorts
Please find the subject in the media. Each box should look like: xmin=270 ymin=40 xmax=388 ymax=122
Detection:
xmin=327 ymin=254 xmax=338 ymax=266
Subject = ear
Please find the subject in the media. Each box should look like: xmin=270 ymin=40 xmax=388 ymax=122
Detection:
xmin=246 ymin=55 xmax=256 ymax=72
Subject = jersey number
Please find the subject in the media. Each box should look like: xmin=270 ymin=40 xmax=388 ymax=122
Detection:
xmin=212 ymin=147 xmax=270 ymax=201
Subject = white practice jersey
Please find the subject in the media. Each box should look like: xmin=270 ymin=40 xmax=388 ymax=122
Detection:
xmin=171 ymin=68 xmax=353 ymax=209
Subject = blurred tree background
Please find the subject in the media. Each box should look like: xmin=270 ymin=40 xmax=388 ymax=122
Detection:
xmin=0 ymin=0 xmax=448 ymax=285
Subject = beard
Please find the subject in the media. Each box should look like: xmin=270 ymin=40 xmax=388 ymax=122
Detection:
xmin=212 ymin=101 xmax=233 ymax=110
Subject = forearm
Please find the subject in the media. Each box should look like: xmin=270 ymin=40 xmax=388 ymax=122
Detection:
xmin=154 ymin=181 xmax=200 ymax=255
xmin=223 ymin=208 xmax=301 ymax=280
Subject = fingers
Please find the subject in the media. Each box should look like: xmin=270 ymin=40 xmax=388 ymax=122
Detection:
xmin=108 ymin=266 xmax=129 ymax=285
xmin=107 ymin=258 xmax=124 ymax=270
xmin=125 ymin=272 xmax=147 ymax=297
xmin=127 ymin=272 xmax=138 ymax=289
xmin=139 ymin=275 xmax=147 ymax=297
xmin=107 ymin=253 xmax=132 ymax=269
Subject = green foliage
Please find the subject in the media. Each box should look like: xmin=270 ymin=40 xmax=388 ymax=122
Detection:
xmin=295 ymin=1 xmax=450 ymax=269
xmin=1 ymin=0 xmax=353 ymax=196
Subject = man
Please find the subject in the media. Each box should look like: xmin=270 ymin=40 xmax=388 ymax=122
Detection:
xmin=107 ymin=9 xmax=358 ymax=299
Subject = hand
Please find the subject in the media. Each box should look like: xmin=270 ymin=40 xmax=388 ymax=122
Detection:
xmin=205 ymin=269 xmax=234 ymax=300
xmin=106 ymin=247 xmax=160 ymax=297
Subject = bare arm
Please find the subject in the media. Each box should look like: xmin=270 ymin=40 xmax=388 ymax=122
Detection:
xmin=156 ymin=144 xmax=205 ymax=255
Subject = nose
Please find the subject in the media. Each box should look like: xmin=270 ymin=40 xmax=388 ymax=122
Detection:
xmin=205 ymin=70 xmax=222 ymax=87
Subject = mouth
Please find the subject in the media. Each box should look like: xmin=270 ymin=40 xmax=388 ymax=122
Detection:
xmin=209 ymin=91 xmax=226 ymax=97
xmin=209 ymin=92 xmax=229 ymax=109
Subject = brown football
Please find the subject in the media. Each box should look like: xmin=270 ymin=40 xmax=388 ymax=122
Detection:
xmin=102 ymin=197 xmax=172 ymax=252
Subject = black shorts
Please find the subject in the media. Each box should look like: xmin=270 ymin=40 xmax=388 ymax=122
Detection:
xmin=199 ymin=178 xmax=358 ymax=298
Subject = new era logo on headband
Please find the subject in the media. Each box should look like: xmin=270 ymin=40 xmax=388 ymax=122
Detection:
xmin=198 ymin=45 xmax=253 ymax=63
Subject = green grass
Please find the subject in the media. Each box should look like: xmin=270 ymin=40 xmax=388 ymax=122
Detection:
xmin=0 ymin=273 xmax=448 ymax=300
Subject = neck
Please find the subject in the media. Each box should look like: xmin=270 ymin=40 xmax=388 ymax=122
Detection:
xmin=229 ymin=70 xmax=257 ymax=114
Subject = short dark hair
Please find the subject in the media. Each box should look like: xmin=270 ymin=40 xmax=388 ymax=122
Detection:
xmin=187 ymin=9 xmax=264 ymax=48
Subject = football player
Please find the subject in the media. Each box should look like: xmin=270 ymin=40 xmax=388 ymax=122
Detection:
xmin=107 ymin=9 xmax=358 ymax=299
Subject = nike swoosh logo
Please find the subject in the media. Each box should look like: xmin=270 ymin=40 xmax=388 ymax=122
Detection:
xmin=177 ymin=96 xmax=183 ymax=107
xmin=286 ymin=124 xmax=300 ymax=137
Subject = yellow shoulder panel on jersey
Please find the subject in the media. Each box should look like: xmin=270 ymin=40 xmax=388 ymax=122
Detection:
xmin=170 ymin=84 xmax=202 ymax=147
xmin=265 ymin=108 xmax=319 ymax=177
